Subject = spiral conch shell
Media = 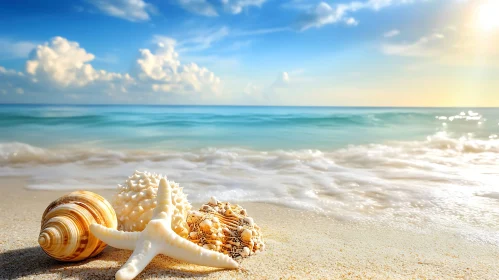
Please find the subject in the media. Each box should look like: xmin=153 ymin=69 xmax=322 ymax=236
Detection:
xmin=38 ymin=191 xmax=117 ymax=262
xmin=187 ymin=197 xmax=265 ymax=260
xmin=112 ymin=170 xmax=192 ymax=237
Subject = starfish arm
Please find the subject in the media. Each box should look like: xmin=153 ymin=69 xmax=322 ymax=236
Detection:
xmin=161 ymin=232 xmax=239 ymax=269
xmin=152 ymin=178 xmax=173 ymax=219
xmin=89 ymin=223 xmax=140 ymax=250
xmin=115 ymin=239 xmax=159 ymax=280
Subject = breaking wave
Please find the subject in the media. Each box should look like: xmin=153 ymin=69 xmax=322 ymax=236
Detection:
xmin=1 ymin=132 xmax=498 ymax=245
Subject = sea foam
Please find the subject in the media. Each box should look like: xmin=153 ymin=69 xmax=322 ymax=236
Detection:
xmin=1 ymin=132 xmax=498 ymax=245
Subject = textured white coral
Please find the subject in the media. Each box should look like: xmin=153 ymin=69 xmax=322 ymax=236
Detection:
xmin=112 ymin=170 xmax=191 ymax=237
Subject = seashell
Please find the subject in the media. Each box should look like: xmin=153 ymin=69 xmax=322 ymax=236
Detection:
xmin=38 ymin=191 xmax=117 ymax=262
xmin=186 ymin=197 xmax=265 ymax=259
xmin=112 ymin=170 xmax=191 ymax=237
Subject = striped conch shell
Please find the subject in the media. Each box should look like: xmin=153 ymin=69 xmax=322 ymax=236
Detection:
xmin=187 ymin=197 xmax=265 ymax=260
xmin=38 ymin=191 xmax=117 ymax=262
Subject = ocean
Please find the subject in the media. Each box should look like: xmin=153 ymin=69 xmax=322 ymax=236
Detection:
xmin=1 ymin=105 xmax=498 ymax=245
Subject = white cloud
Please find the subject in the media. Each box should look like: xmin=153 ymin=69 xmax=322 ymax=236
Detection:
xmin=175 ymin=0 xmax=266 ymax=16
xmin=221 ymin=0 xmax=266 ymax=14
xmin=297 ymin=0 xmax=419 ymax=31
xmin=22 ymin=36 xmax=221 ymax=96
xmin=273 ymin=71 xmax=290 ymax=87
xmin=368 ymin=0 xmax=405 ymax=10
xmin=382 ymin=33 xmax=446 ymax=57
xmin=26 ymin=37 xmax=130 ymax=88
xmin=0 ymin=39 xmax=37 ymax=59
xmin=384 ymin=29 xmax=400 ymax=38
xmin=0 ymin=66 xmax=26 ymax=96
xmin=157 ymin=26 xmax=288 ymax=58
xmin=88 ymin=0 xmax=156 ymax=22
xmin=178 ymin=62 xmax=221 ymax=93
xmin=177 ymin=0 xmax=218 ymax=16
xmin=175 ymin=27 xmax=229 ymax=52
xmin=363 ymin=0 xmax=418 ymax=11
xmin=232 ymin=27 xmax=290 ymax=36
xmin=297 ymin=2 xmax=347 ymax=31
xmin=0 ymin=66 xmax=24 ymax=76
xmin=167 ymin=26 xmax=289 ymax=54
xmin=135 ymin=42 xmax=221 ymax=94
xmin=377 ymin=22 xmax=499 ymax=68
xmin=153 ymin=36 xmax=177 ymax=46
xmin=0 ymin=36 xmax=221 ymax=103
xmin=345 ymin=17 xmax=359 ymax=26
xmin=433 ymin=33 xmax=444 ymax=39
xmin=136 ymin=42 xmax=180 ymax=82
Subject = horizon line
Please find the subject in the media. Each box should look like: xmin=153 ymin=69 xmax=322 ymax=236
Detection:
xmin=0 ymin=103 xmax=499 ymax=109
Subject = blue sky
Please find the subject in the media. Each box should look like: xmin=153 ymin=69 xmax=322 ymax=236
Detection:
xmin=0 ymin=0 xmax=498 ymax=106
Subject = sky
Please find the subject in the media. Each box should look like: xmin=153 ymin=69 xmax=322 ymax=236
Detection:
xmin=0 ymin=0 xmax=498 ymax=106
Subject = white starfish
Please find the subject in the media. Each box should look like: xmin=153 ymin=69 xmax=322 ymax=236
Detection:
xmin=90 ymin=178 xmax=239 ymax=280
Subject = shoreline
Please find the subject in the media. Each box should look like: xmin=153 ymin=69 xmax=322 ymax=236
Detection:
xmin=1 ymin=176 xmax=498 ymax=279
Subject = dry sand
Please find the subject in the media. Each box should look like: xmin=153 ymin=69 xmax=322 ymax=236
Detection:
xmin=1 ymin=176 xmax=498 ymax=280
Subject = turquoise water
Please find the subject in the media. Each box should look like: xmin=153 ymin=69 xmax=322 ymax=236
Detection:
xmin=1 ymin=105 xmax=499 ymax=245
xmin=0 ymin=105 xmax=498 ymax=150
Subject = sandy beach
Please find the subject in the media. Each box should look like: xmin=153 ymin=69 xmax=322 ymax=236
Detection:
xmin=2 ymin=0 xmax=499 ymax=277
xmin=0 ymin=176 xmax=498 ymax=280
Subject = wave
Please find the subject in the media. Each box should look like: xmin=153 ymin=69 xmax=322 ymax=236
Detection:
xmin=1 ymin=132 xmax=498 ymax=245
xmin=0 ymin=113 xmax=108 ymax=126
xmin=1 ymin=132 xmax=498 ymax=165
xmin=0 ymin=110 xmax=437 ymax=128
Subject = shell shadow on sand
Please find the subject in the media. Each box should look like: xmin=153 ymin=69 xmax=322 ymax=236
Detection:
xmin=0 ymin=246 xmax=229 ymax=279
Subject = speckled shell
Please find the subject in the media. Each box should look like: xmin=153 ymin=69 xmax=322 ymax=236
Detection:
xmin=38 ymin=191 xmax=117 ymax=262
xmin=187 ymin=197 xmax=265 ymax=260
xmin=112 ymin=170 xmax=191 ymax=237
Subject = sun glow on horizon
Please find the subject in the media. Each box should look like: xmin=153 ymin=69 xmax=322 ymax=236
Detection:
xmin=475 ymin=0 xmax=499 ymax=32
